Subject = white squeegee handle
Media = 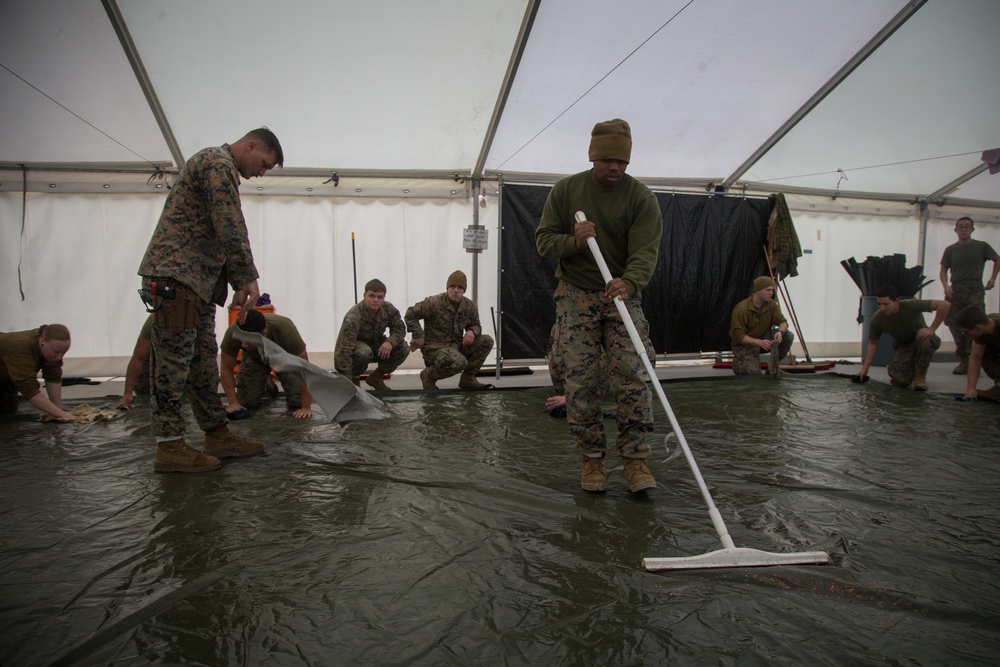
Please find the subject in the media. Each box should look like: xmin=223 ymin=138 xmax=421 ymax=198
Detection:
xmin=575 ymin=210 xmax=736 ymax=550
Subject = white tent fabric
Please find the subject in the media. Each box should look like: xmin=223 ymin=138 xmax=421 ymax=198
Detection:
xmin=2 ymin=0 xmax=998 ymax=203
xmin=2 ymin=0 xmax=1000 ymax=373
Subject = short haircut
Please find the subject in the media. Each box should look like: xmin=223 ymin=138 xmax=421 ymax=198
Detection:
xmin=40 ymin=323 xmax=70 ymax=341
xmin=955 ymin=305 xmax=990 ymax=330
xmin=245 ymin=127 xmax=284 ymax=167
xmin=238 ymin=309 xmax=267 ymax=333
xmin=365 ymin=279 xmax=387 ymax=294
xmin=956 ymin=216 xmax=974 ymax=227
xmin=876 ymin=284 xmax=900 ymax=300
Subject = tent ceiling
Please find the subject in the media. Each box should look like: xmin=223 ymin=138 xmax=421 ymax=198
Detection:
xmin=1 ymin=0 xmax=998 ymax=206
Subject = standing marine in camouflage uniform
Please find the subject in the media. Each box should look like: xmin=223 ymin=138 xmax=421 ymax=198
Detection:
xmin=138 ymin=128 xmax=284 ymax=473
xmin=955 ymin=306 xmax=1000 ymax=401
xmin=855 ymin=284 xmax=950 ymax=391
xmin=334 ymin=278 xmax=409 ymax=391
xmin=729 ymin=276 xmax=795 ymax=377
xmin=535 ymin=118 xmax=662 ymax=494
xmin=938 ymin=216 xmax=1000 ymax=375
xmin=219 ymin=309 xmax=313 ymax=418
xmin=405 ymin=270 xmax=494 ymax=390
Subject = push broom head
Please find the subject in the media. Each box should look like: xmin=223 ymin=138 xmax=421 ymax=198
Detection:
xmin=642 ymin=547 xmax=832 ymax=572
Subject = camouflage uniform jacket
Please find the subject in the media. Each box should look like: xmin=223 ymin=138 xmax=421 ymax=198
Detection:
xmin=334 ymin=301 xmax=407 ymax=374
xmin=138 ymin=144 xmax=259 ymax=306
xmin=405 ymin=293 xmax=483 ymax=351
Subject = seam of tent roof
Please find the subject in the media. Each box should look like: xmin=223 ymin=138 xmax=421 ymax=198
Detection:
xmin=102 ymin=0 xmax=183 ymax=169
xmin=474 ymin=1 xmax=540 ymax=179
xmin=723 ymin=0 xmax=928 ymax=190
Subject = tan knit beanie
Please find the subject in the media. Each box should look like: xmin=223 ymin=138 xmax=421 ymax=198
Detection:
xmin=753 ymin=276 xmax=774 ymax=292
xmin=588 ymin=118 xmax=632 ymax=163
xmin=447 ymin=270 xmax=467 ymax=290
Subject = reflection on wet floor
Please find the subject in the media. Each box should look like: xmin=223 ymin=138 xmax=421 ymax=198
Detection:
xmin=2 ymin=375 xmax=999 ymax=664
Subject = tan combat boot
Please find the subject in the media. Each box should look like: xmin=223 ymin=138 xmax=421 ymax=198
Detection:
xmin=420 ymin=368 xmax=438 ymax=390
xmin=913 ymin=367 xmax=928 ymax=391
xmin=154 ymin=438 xmax=221 ymax=473
xmin=365 ymin=369 xmax=390 ymax=391
xmin=622 ymin=458 xmax=657 ymax=493
xmin=203 ymin=425 xmax=265 ymax=459
xmin=953 ymin=359 xmax=969 ymax=375
xmin=458 ymin=372 xmax=490 ymax=390
xmin=580 ymin=454 xmax=607 ymax=493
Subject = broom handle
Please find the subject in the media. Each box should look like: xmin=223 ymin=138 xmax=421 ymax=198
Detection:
xmin=576 ymin=211 xmax=735 ymax=549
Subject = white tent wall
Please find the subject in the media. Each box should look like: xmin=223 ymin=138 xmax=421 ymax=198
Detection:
xmin=4 ymin=190 xmax=1000 ymax=375
xmin=0 ymin=192 xmax=500 ymax=377
xmin=778 ymin=196 xmax=1000 ymax=359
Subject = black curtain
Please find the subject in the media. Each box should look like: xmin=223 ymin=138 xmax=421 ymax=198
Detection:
xmin=499 ymin=184 xmax=772 ymax=359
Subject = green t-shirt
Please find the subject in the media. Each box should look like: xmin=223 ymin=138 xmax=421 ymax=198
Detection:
xmin=869 ymin=299 xmax=931 ymax=345
xmin=941 ymin=240 xmax=998 ymax=284
xmin=220 ymin=314 xmax=306 ymax=358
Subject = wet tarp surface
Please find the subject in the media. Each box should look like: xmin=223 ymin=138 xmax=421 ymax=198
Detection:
xmin=2 ymin=376 xmax=999 ymax=665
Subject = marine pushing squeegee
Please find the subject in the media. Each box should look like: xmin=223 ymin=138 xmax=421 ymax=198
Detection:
xmin=574 ymin=210 xmax=831 ymax=571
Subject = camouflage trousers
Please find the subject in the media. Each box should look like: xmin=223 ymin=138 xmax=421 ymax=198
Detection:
xmin=348 ymin=339 xmax=410 ymax=377
xmin=146 ymin=280 xmax=227 ymax=438
xmin=554 ymin=281 xmax=653 ymax=458
xmin=236 ymin=352 xmax=303 ymax=410
xmin=887 ymin=335 xmax=940 ymax=387
xmin=422 ymin=335 xmax=494 ymax=380
xmin=135 ymin=352 xmax=152 ymax=396
xmin=546 ymin=317 xmax=654 ymax=396
xmin=731 ymin=329 xmax=795 ymax=375
xmin=945 ymin=281 xmax=985 ymax=360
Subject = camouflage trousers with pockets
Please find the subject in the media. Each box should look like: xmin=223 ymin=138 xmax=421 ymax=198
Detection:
xmin=888 ymin=335 xmax=940 ymax=387
xmin=146 ymin=279 xmax=227 ymax=438
xmin=731 ymin=328 xmax=795 ymax=375
xmin=422 ymin=335 xmax=494 ymax=380
xmin=348 ymin=340 xmax=410 ymax=377
xmin=554 ymin=281 xmax=653 ymax=458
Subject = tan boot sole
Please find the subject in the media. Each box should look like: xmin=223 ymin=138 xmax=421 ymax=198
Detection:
xmin=154 ymin=460 xmax=221 ymax=473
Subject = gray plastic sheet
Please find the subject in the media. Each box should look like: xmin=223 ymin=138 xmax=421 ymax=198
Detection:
xmin=2 ymin=375 xmax=999 ymax=665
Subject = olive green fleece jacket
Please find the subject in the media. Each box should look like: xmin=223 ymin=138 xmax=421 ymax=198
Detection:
xmin=535 ymin=170 xmax=662 ymax=297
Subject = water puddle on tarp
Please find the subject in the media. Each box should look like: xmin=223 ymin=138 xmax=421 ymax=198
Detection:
xmin=2 ymin=375 xmax=999 ymax=665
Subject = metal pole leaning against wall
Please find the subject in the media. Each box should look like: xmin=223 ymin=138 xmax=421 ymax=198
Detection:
xmin=495 ymin=176 xmax=505 ymax=380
